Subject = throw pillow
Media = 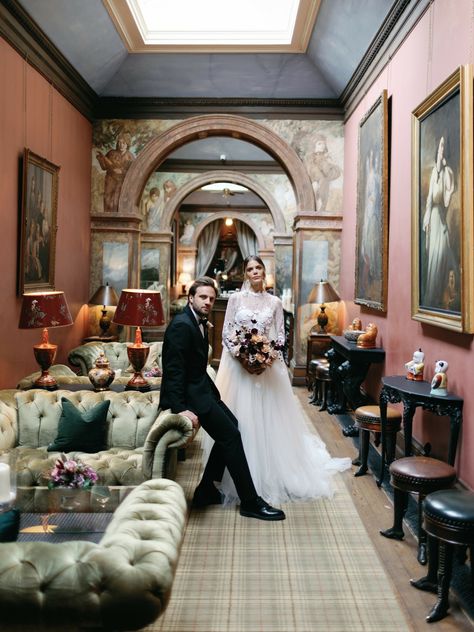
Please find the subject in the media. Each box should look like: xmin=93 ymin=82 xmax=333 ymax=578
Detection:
xmin=125 ymin=342 xmax=161 ymax=374
xmin=0 ymin=508 xmax=20 ymax=542
xmin=47 ymin=397 xmax=110 ymax=453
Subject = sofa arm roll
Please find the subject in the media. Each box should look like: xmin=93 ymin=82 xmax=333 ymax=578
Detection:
xmin=142 ymin=410 xmax=194 ymax=479
xmin=0 ymin=390 xmax=19 ymax=451
xmin=0 ymin=479 xmax=186 ymax=631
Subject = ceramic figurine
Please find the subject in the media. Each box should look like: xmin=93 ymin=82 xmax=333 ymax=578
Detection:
xmin=405 ymin=348 xmax=425 ymax=381
xmin=430 ymin=360 xmax=449 ymax=396
xmin=88 ymin=352 xmax=115 ymax=392
xmin=348 ymin=317 xmax=362 ymax=331
xmin=356 ymin=323 xmax=378 ymax=349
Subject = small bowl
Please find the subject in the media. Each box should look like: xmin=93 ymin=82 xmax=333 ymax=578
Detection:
xmin=343 ymin=329 xmax=364 ymax=342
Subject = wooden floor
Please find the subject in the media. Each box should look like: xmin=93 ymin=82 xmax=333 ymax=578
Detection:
xmin=295 ymin=387 xmax=474 ymax=632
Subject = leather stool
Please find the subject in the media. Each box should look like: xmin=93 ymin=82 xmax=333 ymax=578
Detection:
xmin=310 ymin=359 xmax=332 ymax=411
xmin=380 ymin=457 xmax=456 ymax=565
xmin=352 ymin=404 xmax=402 ymax=480
xmin=411 ymin=489 xmax=474 ymax=622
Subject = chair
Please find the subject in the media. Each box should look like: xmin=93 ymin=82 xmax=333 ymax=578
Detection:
xmin=352 ymin=404 xmax=402 ymax=479
xmin=411 ymin=488 xmax=474 ymax=623
xmin=380 ymin=456 xmax=456 ymax=565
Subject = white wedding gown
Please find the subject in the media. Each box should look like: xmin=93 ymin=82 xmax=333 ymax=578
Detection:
xmin=202 ymin=288 xmax=352 ymax=505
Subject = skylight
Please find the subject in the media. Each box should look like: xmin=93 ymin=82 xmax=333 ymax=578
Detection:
xmin=104 ymin=0 xmax=319 ymax=53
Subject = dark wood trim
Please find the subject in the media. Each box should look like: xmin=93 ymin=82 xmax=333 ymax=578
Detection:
xmin=95 ymin=97 xmax=344 ymax=120
xmin=0 ymin=0 xmax=97 ymax=120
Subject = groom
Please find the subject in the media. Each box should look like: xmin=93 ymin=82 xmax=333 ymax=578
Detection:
xmin=160 ymin=276 xmax=285 ymax=521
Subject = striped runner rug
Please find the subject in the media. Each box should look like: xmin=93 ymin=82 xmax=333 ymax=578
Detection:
xmin=147 ymin=396 xmax=411 ymax=632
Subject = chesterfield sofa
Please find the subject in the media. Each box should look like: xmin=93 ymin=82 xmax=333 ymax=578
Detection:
xmin=0 ymin=478 xmax=187 ymax=631
xmin=0 ymin=388 xmax=193 ymax=511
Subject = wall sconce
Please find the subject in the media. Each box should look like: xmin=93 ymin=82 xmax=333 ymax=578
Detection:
xmin=225 ymin=217 xmax=233 ymax=226
xmin=307 ymin=279 xmax=340 ymax=334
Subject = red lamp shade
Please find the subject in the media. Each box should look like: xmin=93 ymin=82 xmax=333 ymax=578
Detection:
xmin=112 ymin=289 xmax=165 ymax=392
xmin=18 ymin=291 xmax=73 ymax=390
xmin=112 ymin=289 xmax=164 ymax=329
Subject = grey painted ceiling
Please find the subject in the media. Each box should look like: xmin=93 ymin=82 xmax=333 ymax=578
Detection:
xmin=17 ymin=0 xmax=395 ymax=99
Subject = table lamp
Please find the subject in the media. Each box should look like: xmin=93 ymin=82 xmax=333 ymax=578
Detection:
xmin=112 ymin=289 xmax=165 ymax=391
xmin=18 ymin=291 xmax=73 ymax=390
xmin=178 ymin=272 xmax=192 ymax=295
xmin=89 ymin=282 xmax=119 ymax=337
xmin=307 ymin=279 xmax=340 ymax=333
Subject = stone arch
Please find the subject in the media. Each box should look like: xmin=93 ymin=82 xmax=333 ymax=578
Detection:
xmin=190 ymin=211 xmax=266 ymax=251
xmin=118 ymin=114 xmax=315 ymax=215
xmin=160 ymin=170 xmax=289 ymax=234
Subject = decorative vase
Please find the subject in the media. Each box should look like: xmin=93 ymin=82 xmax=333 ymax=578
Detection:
xmin=48 ymin=487 xmax=91 ymax=513
xmin=88 ymin=352 xmax=115 ymax=391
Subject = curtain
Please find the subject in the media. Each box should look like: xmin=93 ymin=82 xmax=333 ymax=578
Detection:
xmin=222 ymin=250 xmax=238 ymax=274
xmin=196 ymin=220 xmax=221 ymax=277
xmin=235 ymin=221 xmax=258 ymax=259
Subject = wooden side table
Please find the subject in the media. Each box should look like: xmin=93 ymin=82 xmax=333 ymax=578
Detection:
xmin=82 ymin=335 xmax=118 ymax=344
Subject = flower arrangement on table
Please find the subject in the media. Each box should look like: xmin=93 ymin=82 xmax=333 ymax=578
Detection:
xmin=228 ymin=321 xmax=284 ymax=374
xmin=47 ymin=456 xmax=98 ymax=489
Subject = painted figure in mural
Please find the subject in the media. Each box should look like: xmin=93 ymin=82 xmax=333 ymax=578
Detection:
xmin=141 ymin=187 xmax=162 ymax=231
xmin=96 ymin=133 xmax=135 ymax=212
xmin=180 ymin=219 xmax=195 ymax=244
xmin=306 ymin=134 xmax=341 ymax=212
xmin=360 ymin=149 xmax=381 ymax=294
xmin=422 ymin=135 xmax=456 ymax=309
xmin=202 ymin=255 xmax=351 ymax=506
xmin=163 ymin=179 xmax=178 ymax=203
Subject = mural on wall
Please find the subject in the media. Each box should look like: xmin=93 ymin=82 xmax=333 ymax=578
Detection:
xmin=140 ymin=172 xmax=191 ymax=231
xmin=275 ymin=245 xmax=293 ymax=299
xmin=102 ymin=242 xmax=129 ymax=293
xmin=140 ymin=248 xmax=161 ymax=290
xmin=262 ymin=120 xmax=344 ymax=214
xmin=252 ymin=173 xmax=297 ymax=229
xmin=91 ymin=119 xmax=183 ymax=214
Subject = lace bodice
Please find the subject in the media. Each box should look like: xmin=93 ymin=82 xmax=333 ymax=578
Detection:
xmin=222 ymin=290 xmax=286 ymax=352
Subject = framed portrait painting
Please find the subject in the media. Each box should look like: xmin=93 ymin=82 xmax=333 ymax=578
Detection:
xmin=411 ymin=66 xmax=474 ymax=333
xmin=354 ymin=90 xmax=389 ymax=311
xmin=19 ymin=149 xmax=60 ymax=295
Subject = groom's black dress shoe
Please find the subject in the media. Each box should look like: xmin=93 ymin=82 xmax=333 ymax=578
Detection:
xmin=240 ymin=497 xmax=286 ymax=521
xmin=192 ymin=484 xmax=222 ymax=508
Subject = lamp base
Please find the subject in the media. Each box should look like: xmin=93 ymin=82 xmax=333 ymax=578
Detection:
xmin=125 ymin=343 xmax=150 ymax=393
xmin=33 ymin=342 xmax=58 ymax=390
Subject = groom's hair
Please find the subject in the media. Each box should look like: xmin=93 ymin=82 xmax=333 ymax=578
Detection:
xmin=188 ymin=276 xmax=218 ymax=298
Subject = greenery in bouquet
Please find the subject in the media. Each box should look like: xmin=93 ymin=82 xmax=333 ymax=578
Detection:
xmin=229 ymin=320 xmax=284 ymax=373
xmin=47 ymin=455 xmax=98 ymax=490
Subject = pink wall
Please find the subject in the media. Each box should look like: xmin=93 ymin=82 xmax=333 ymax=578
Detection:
xmin=341 ymin=0 xmax=474 ymax=488
xmin=0 ymin=38 xmax=92 ymax=389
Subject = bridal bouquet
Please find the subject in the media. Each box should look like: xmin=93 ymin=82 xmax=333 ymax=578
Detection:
xmin=47 ymin=456 xmax=98 ymax=489
xmin=229 ymin=321 xmax=284 ymax=374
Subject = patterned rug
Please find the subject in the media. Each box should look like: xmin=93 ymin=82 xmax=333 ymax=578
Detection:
xmin=147 ymin=398 xmax=411 ymax=632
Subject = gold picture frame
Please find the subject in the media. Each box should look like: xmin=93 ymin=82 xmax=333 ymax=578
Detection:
xmin=19 ymin=149 xmax=60 ymax=295
xmin=354 ymin=90 xmax=389 ymax=311
xmin=411 ymin=65 xmax=474 ymax=332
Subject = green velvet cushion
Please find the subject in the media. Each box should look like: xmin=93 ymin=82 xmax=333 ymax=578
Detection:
xmin=0 ymin=508 xmax=20 ymax=542
xmin=47 ymin=397 xmax=110 ymax=453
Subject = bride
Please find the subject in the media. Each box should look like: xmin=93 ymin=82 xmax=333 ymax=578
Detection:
xmin=203 ymin=255 xmax=351 ymax=505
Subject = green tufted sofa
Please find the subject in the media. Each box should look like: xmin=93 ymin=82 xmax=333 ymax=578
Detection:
xmin=0 ymin=478 xmax=187 ymax=631
xmin=0 ymin=389 xmax=193 ymax=511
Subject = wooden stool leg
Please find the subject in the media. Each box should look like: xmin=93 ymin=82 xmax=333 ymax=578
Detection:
xmin=417 ymin=493 xmax=428 ymax=565
xmin=426 ymin=541 xmax=453 ymax=623
xmin=319 ymin=382 xmax=328 ymax=411
xmin=411 ymin=535 xmax=439 ymax=593
xmin=354 ymin=429 xmax=369 ymax=477
xmin=380 ymin=487 xmax=406 ymax=540
xmin=386 ymin=432 xmax=397 ymax=464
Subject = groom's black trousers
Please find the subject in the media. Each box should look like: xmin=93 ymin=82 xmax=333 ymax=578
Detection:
xmin=199 ymin=399 xmax=257 ymax=504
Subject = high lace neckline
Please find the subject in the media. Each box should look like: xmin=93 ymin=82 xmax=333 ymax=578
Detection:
xmin=243 ymin=288 xmax=266 ymax=297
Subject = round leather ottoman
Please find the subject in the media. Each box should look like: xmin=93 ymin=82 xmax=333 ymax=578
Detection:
xmin=352 ymin=404 xmax=401 ymax=479
xmin=309 ymin=359 xmax=331 ymax=411
xmin=380 ymin=456 xmax=456 ymax=565
xmin=411 ymin=489 xmax=474 ymax=622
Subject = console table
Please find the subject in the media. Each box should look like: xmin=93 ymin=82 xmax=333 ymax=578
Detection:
xmin=326 ymin=335 xmax=385 ymax=415
xmin=378 ymin=376 xmax=463 ymax=486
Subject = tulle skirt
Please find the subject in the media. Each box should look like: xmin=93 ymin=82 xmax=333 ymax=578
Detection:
xmin=201 ymin=350 xmax=352 ymax=505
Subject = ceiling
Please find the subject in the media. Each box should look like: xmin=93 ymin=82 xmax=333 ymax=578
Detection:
xmin=15 ymin=0 xmax=396 ymax=100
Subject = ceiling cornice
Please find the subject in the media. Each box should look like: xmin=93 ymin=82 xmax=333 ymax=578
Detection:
xmin=95 ymin=96 xmax=344 ymax=120
xmin=341 ymin=0 xmax=431 ymax=117
xmin=0 ymin=0 xmax=97 ymax=120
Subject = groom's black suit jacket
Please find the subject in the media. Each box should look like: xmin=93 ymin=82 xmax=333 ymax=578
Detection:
xmin=159 ymin=304 xmax=220 ymax=416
